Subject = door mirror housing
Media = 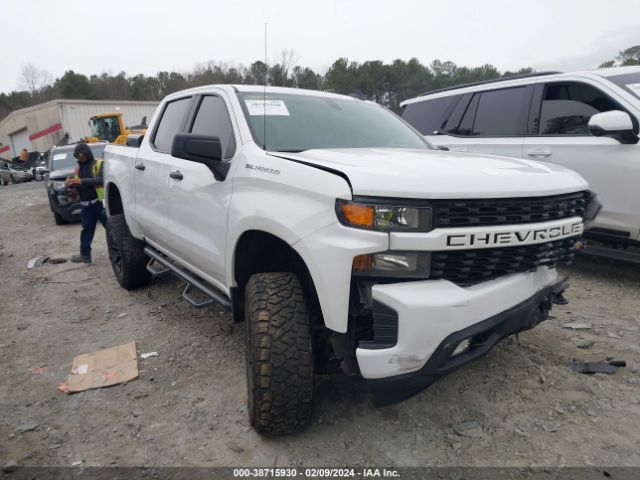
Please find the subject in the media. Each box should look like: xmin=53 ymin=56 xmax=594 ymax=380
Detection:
xmin=171 ymin=133 xmax=229 ymax=180
xmin=126 ymin=134 xmax=144 ymax=147
xmin=589 ymin=110 xmax=638 ymax=144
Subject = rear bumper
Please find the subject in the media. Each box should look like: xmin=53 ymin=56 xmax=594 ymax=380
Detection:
xmin=355 ymin=267 xmax=566 ymax=405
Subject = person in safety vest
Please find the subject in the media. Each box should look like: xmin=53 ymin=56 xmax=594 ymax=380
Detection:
xmin=65 ymin=142 xmax=106 ymax=263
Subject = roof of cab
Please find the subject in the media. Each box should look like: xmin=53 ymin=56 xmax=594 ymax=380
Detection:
xmin=400 ymin=65 xmax=640 ymax=107
xmin=163 ymin=84 xmax=360 ymax=102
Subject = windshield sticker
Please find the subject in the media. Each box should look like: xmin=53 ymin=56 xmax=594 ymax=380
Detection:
xmin=245 ymin=99 xmax=290 ymax=116
xmin=53 ymin=154 xmax=67 ymax=161
xmin=625 ymin=83 xmax=640 ymax=98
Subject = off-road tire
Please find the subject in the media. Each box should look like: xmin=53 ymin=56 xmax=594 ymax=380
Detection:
xmin=53 ymin=210 xmax=68 ymax=225
xmin=106 ymin=213 xmax=151 ymax=290
xmin=245 ymin=272 xmax=314 ymax=436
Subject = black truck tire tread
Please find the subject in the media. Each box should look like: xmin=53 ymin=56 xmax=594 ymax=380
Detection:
xmin=106 ymin=213 xmax=151 ymax=290
xmin=245 ymin=272 xmax=314 ymax=436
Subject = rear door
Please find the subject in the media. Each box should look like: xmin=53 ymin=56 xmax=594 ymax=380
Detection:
xmin=416 ymin=86 xmax=532 ymax=158
xmin=134 ymin=96 xmax=193 ymax=251
xmin=523 ymin=80 xmax=640 ymax=240
xmin=163 ymin=92 xmax=237 ymax=287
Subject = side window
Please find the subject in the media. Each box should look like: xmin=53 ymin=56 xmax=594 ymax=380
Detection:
xmin=190 ymin=96 xmax=236 ymax=159
xmin=472 ymin=87 xmax=527 ymax=136
xmin=442 ymin=94 xmax=470 ymax=134
xmin=401 ymin=96 xmax=455 ymax=135
xmin=152 ymin=97 xmax=192 ymax=153
xmin=538 ymin=83 xmax=620 ymax=135
xmin=448 ymin=93 xmax=479 ymax=136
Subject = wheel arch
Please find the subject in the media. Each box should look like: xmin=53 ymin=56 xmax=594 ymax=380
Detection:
xmin=230 ymin=229 xmax=323 ymax=327
xmin=104 ymin=181 xmax=144 ymax=239
xmin=105 ymin=181 xmax=124 ymax=216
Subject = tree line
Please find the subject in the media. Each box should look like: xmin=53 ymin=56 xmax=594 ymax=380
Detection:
xmin=2 ymin=45 xmax=638 ymax=122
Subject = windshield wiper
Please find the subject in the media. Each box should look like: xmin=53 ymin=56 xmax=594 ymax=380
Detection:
xmin=270 ymin=149 xmax=307 ymax=153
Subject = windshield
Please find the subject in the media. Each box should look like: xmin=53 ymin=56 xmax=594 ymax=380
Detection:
xmin=50 ymin=151 xmax=77 ymax=170
xmin=606 ymin=72 xmax=640 ymax=100
xmin=237 ymin=92 xmax=431 ymax=152
xmin=50 ymin=146 xmax=104 ymax=171
xmin=90 ymin=116 xmax=121 ymax=142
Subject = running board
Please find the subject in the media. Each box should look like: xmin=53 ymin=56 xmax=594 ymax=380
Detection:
xmin=578 ymin=244 xmax=640 ymax=265
xmin=143 ymin=247 xmax=231 ymax=310
xmin=146 ymin=258 xmax=170 ymax=276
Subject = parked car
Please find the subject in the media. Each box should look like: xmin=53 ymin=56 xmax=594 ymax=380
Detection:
xmin=401 ymin=66 xmax=640 ymax=251
xmin=32 ymin=154 xmax=48 ymax=181
xmin=0 ymin=160 xmax=32 ymax=185
xmin=45 ymin=143 xmax=106 ymax=225
xmin=103 ymin=85 xmax=598 ymax=435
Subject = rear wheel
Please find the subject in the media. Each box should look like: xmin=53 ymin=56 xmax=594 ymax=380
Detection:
xmin=106 ymin=214 xmax=151 ymax=290
xmin=244 ymin=272 xmax=314 ymax=436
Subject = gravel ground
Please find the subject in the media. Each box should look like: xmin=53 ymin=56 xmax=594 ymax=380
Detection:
xmin=1 ymin=181 xmax=639 ymax=468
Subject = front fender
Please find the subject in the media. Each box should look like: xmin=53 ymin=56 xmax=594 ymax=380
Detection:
xmin=226 ymin=153 xmax=390 ymax=332
xmin=293 ymin=222 xmax=388 ymax=332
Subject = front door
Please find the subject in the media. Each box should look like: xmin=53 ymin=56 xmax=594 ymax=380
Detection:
xmin=164 ymin=93 xmax=238 ymax=288
xmin=523 ymin=81 xmax=640 ymax=240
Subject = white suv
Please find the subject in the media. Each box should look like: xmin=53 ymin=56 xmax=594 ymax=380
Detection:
xmin=401 ymin=66 xmax=640 ymax=248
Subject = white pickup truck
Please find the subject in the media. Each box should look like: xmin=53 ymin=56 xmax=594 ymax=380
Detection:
xmin=103 ymin=85 xmax=599 ymax=436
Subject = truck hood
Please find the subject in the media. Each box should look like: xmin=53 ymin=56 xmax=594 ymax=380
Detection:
xmin=269 ymin=148 xmax=588 ymax=199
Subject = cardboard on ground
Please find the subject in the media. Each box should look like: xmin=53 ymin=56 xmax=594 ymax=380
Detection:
xmin=65 ymin=341 xmax=138 ymax=392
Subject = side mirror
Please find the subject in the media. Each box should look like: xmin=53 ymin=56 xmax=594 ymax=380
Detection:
xmin=589 ymin=110 xmax=638 ymax=144
xmin=171 ymin=133 xmax=229 ymax=181
xmin=126 ymin=134 xmax=144 ymax=147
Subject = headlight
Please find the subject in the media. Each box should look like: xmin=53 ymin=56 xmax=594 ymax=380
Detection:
xmin=353 ymin=251 xmax=431 ymax=278
xmin=336 ymin=199 xmax=432 ymax=232
xmin=50 ymin=181 xmax=66 ymax=190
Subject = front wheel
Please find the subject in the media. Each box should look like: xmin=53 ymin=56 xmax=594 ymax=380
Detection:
xmin=106 ymin=214 xmax=151 ymax=290
xmin=245 ymin=272 xmax=314 ymax=436
xmin=53 ymin=210 xmax=68 ymax=225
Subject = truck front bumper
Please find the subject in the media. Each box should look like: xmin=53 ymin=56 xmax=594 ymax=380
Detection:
xmin=356 ymin=267 xmax=565 ymax=405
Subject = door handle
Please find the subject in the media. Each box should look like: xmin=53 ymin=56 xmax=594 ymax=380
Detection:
xmin=169 ymin=170 xmax=183 ymax=180
xmin=527 ymin=150 xmax=552 ymax=157
xmin=135 ymin=163 xmax=145 ymax=171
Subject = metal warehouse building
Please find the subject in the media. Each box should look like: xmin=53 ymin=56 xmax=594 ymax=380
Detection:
xmin=0 ymin=99 xmax=159 ymax=158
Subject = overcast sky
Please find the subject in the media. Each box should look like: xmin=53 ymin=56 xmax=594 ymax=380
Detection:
xmin=1 ymin=0 xmax=638 ymax=94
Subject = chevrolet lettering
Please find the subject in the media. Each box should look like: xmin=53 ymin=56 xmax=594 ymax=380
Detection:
xmin=446 ymin=220 xmax=583 ymax=248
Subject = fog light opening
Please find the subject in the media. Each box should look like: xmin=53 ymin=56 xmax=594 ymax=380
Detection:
xmin=451 ymin=338 xmax=471 ymax=357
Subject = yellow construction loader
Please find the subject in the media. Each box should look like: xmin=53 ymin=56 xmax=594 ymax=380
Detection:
xmin=85 ymin=112 xmax=148 ymax=144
